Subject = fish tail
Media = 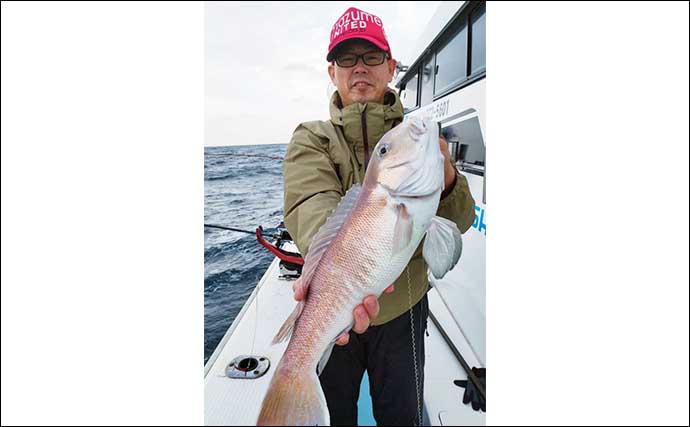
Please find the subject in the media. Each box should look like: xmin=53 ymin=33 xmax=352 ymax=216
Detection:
xmin=256 ymin=366 xmax=329 ymax=426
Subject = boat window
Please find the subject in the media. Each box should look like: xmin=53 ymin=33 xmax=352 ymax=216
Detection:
xmin=401 ymin=71 xmax=419 ymax=110
xmin=470 ymin=4 xmax=486 ymax=74
xmin=420 ymin=55 xmax=435 ymax=106
xmin=434 ymin=21 xmax=468 ymax=95
xmin=442 ymin=116 xmax=485 ymax=177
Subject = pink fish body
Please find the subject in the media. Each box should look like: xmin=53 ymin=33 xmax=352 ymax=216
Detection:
xmin=257 ymin=117 xmax=463 ymax=426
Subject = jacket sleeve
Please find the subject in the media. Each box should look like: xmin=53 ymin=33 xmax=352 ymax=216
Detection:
xmin=436 ymin=170 xmax=476 ymax=233
xmin=283 ymin=124 xmax=344 ymax=257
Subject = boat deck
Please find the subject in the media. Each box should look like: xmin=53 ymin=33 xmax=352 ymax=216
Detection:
xmin=205 ymin=248 xmax=485 ymax=425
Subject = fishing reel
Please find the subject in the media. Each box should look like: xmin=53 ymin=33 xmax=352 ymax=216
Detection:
xmin=255 ymin=224 xmax=303 ymax=280
xmin=204 ymin=221 xmax=304 ymax=279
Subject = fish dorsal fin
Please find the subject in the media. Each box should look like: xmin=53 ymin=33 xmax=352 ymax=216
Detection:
xmin=301 ymin=185 xmax=362 ymax=286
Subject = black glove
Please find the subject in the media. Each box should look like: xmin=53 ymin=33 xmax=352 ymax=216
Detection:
xmin=453 ymin=367 xmax=486 ymax=412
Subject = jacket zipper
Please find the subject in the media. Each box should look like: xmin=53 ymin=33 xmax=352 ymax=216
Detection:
xmin=362 ymin=111 xmax=369 ymax=171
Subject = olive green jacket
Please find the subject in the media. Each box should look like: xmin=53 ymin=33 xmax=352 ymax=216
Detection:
xmin=283 ymin=90 xmax=475 ymax=325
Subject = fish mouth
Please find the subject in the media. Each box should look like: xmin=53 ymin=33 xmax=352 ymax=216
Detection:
xmin=381 ymin=182 xmax=440 ymax=199
xmin=379 ymin=160 xmax=436 ymax=197
xmin=379 ymin=140 xmax=444 ymax=199
xmin=392 ymin=190 xmax=439 ymax=199
xmin=385 ymin=159 xmax=413 ymax=170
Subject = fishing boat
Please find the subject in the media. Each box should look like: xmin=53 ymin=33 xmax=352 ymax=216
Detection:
xmin=204 ymin=1 xmax=486 ymax=425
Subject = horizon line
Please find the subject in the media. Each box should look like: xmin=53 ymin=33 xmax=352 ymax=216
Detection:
xmin=204 ymin=142 xmax=289 ymax=148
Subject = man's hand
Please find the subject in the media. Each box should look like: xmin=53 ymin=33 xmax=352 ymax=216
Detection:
xmin=439 ymin=136 xmax=457 ymax=193
xmin=293 ymin=280 xmax=396 ymax=346
xmin=335 ymin=284 xmax=395 ymax=345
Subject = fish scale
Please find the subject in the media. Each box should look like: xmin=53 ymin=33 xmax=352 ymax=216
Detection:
xmin=283 ymin=188 xmax=397 ymax=374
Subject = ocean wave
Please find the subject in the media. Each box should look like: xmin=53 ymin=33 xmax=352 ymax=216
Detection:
xmin=205 ymin=171 xmax=237 ymax=181
xmin=204 ymin=144 xmax=286 ymax=362
xmin=205 ymin=168 xmax=282 ymax=182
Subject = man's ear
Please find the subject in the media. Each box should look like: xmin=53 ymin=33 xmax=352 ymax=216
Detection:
xmin=328 ymin=64 xmax=336 ymax=85
xmin=387 ymin=58 xmax=397 ymax=81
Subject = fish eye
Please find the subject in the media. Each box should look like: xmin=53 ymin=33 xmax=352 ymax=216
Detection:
xmin=378 ymin=144 xmax=389 ymax=156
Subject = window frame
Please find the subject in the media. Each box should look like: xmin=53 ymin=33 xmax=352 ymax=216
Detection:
xmin=433 ymin=15 xmax=469 ymax=97
xmin=468 ymin=2 xmax=486 ymax=77
xmin=397 ymin=1 xmax=486 ymax=108
xmin=400 ymin=67 xmax=420 ymax=112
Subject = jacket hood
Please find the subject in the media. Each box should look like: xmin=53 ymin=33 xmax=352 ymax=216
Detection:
xmin=328 ymin=89 xmax=404 ymax=169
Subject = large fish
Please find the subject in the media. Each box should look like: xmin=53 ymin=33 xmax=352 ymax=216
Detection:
xmin=257 ymin=117 xmax=463 ymax=426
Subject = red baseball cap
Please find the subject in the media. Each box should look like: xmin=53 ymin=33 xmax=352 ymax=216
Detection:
xmin=326 ymin=7 xmax=392 ymax=62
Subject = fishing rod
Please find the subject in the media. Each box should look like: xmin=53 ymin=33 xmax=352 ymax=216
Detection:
xmin=205 ymin=223 xmax=304 ymax=266
xmin=204 ymin=223 xmax=273 ymax=237
xmin=428 ymin=310 xmax=486 ymax=404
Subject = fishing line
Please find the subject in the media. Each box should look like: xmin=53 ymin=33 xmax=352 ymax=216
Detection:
xmin=406 ymin=267 xmax=422 ymax=426
xmin=250 ymin=273 xmax=259 ymax=356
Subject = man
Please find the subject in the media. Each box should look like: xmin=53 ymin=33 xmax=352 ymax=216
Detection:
xmin=282 ymin=7 xmax=476 ymax=426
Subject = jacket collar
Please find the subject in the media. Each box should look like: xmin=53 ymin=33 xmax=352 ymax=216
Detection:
xmin=329 ymin=90 xmax=404 ymax=149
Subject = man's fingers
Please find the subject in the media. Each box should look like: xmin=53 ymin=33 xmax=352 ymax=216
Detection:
xmin=439 ymin=138 xmax=455 ymax=170
xmin=352 ymin=305 xmax=370 ymax=334
xmin=335 ymin=332 xmax=349 ymax=346
xmin=363 ymin=295 xmax=379 ymax=319
xmin=439 ymin=138 xmax=451 ymax=157
xmin=383 ymin=284 xmax=395 ymax=294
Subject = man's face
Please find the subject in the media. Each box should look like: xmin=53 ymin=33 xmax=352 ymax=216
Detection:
xmin=328 ymin=40 xmax=397 ymax=107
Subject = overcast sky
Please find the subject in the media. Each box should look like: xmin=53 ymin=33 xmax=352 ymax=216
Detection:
xmin=205 ymin=1 xmax=441 ymax=147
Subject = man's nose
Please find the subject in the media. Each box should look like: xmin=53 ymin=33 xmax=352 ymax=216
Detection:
xmin=352 ymin=62 xmax=369 ymax=74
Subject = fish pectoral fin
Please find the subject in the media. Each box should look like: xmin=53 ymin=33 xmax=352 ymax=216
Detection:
xmin=271 ymin=301 xmax=304 ymax=345
xmin=423 ymin=215 xmax=463 ymax=279
xmin=392 ymin=203 xmax=413 ymax=255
